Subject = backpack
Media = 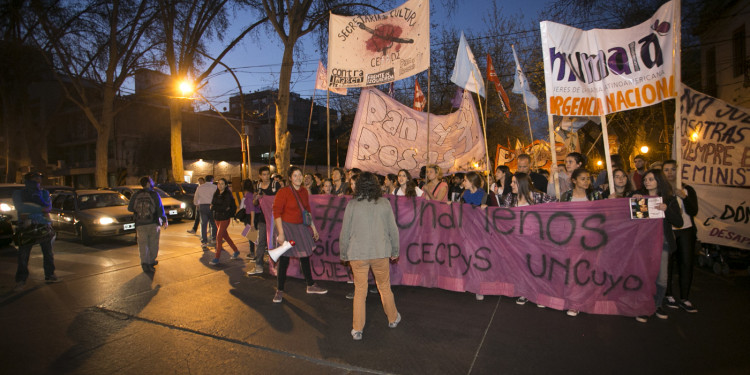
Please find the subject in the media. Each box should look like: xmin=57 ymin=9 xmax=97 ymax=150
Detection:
xmin=132 ymin=191 xmax=156 ymax=223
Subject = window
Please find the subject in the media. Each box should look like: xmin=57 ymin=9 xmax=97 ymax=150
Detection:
xmin=706 ymin=47 xmax=717 ymax=96
xmin=733 ymin=26 xmax=746 ymax=77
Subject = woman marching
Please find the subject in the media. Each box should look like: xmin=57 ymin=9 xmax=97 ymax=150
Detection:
xmin=602 ymin=168 xmax=633 ymax=199
xmin=339 ymin=172 xmax=401 ymax=341
xmin=548 ymin=152 xmax=586 ymax=199
xmin=459 ymin=171 xmax=488 ymax=301
xmin=488 ymin=165 xmax=512 ymax=207
xmin=393 ymin=169 xmax=423 ymax=197
xmin=209 ymin=178 xmax=240 ymax=265
xmin=631 ymin=168 xmax=683 ymax=323
xmin=423 ymin=164 xmax=449 ymax=202
xmin=272 ymin=167 xmax=327 ymax=303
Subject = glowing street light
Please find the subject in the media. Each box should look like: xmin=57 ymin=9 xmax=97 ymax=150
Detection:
xmin=178 ymin=79 xmax=194 ymax=98
xmin=640 ymin=145 xmax=649 ymax=154
xmin=597 ymin=160 xmax=603 ymax=166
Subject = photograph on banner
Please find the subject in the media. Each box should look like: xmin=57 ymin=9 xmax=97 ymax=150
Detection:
xmin=540 ymin=0 xmax=678 ymax=116
xmin=692 ymin=184 xmax=750 ymax=250
xmin=328 ymin=0 xmax=430 ymax=88
xmin=678 ymin=85 xmax=750 ymax=187
xmin=629 ymin=197 xmax=664 ymax=219
xmin=260 ymin=195 xmax=663 ymax=317
xmin=346 ymin=88 xmax=486 ymax=177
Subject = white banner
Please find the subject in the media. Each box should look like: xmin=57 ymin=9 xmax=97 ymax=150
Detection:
xmin=346 ymin=88 xmax=486 ymax=176
xmin=328 ymin=0 xmax=429 ymax=88
xmin=540 ymin=0 xmax=678 ymax=116
xmin=692 ymin=184 xmax=750 ymax=250
xmin=678 ymin=85 xmax=750 ymax=187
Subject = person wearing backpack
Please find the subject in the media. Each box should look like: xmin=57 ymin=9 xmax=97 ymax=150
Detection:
xmin=128 ymin=176 xmax=168 ymax=273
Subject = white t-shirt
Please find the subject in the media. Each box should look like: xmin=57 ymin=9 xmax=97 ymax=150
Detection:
xmin=394 ymin=186 xmax=423 ymax=197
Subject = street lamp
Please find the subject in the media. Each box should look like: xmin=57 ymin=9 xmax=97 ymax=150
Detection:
xmin=640 ymin=145 xmax=649 ymax=154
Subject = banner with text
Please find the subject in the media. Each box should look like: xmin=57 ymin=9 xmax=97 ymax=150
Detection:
xmin=540 ymin=0 xmax=678 ymax=116
xmin=262 ymin=196 xmax=663 ymax=317
xmin=328 ymin=0 xmax=429 ymax=88
xmin=692 ymin=184 xmax=750 ymax=250
xmin=345 ymin=87 xmax=487 ymax=176
xmin=678 ymin=86 xmax=750 ymax=187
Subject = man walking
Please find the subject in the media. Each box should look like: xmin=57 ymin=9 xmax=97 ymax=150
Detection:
xmin=128 ymin=176 xmax=168 ymax=273
xmin=187 ymin=177 xmax=205 ymax=234
xmin=13 ymin=172 xmax=57 ymax=291
xmin=194 ymin=175 xmax=217 ymax=246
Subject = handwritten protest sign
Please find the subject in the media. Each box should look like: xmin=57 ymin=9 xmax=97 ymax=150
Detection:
xmin=679 ymin=86 xmax=750 ymax=187
xmin=693 ymin=184 xmax=750 ymax=250
xmin=262 ymin=195 xmax=663 ymax=317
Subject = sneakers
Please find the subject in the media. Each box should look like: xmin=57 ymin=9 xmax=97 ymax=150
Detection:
xmin=246 ymin=253 xmax=255 ymax=260
xmin=369 ymin=287 xmax=378 ymax=294
xmin=345 ymin=292 xmax=354 ymax=299
xmin=14 ymin=281 xmax=25 ymax=292
xmin=141 ymin=264 xmax=155 ymax=273
xmin=566 ymin=309 xmax=580 ymax=317
xmin=516 ymin=297 xmax=528 ymax=305
xmin=45 ymin=274 xmax=60 ymax=283
xmin=187 ymin=229 xmax=196 ymax=234
xmin=273 ymin=290 xmax=283 ymax=303
xmin=306 ymin=284 xmax=328 ymax=294
xmin=665 ymin=295 xmax=679 ymax=309
xmin=635 ymin=315 xmax=648 ymax=323
xmin=388 ymin=312 xmax=402 ymax=328
xmin=210 ymin=258 xmax=220 ymax=266
xmin=351 ymin=330 xmax=363 ymax=340
xmin=475 ymin=294 xmax=484 ymax=301
xmin=655 ymin=307 xmax=668 ymax=319
xmin=230 ymin=251 xmax=240 ymax=260
xmin=151 ymin=260 xmax=158 ymax=266
xmin=536 ymin=304 xmax=546 ymax=308
xmin=679 ymin=300 xmax=698 ymax=313
xmin=246 ymin=266 xmax=263 ymax=275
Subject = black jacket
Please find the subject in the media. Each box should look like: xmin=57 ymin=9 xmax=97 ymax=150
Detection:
xmin=211 ymin=189 xmax=237 ymax=221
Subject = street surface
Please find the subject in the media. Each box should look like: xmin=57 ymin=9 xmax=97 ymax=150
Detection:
xmin=1 ymin=220 xmax=749 ymax=375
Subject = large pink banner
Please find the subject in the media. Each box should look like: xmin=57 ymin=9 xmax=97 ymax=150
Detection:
xmin=261 ymin=196 xmax=662 ymax=317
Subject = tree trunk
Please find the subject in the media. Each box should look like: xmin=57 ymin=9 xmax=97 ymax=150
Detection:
xmin=95 ymin=91 xmax=115 ymax=188
xmin=170 ymin=100 xmax=184 ymax=182
xmin=274 ymin=42 xmax=295 ymax=178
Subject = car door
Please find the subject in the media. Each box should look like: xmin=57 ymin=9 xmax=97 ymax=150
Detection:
xmin=58 ymin=194 xmax=78 ymax=234
xmin=50 ymin=194 xmax=66 ymax=230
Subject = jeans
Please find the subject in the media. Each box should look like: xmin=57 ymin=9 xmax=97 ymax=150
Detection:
xmin=255 ymin=221 xmax=267 ymax=267
xmin=199 ymin=204 xmax=216 ymax=243
xmin=667 ymin=227 xmax=697 ymax=300
xmin=350 ymin=258 xmax=399 ymax=332
xmin=136 ymin=223 xmax=160 ymax=265
xmin=214 ymin=219 xmax=238 ymax=258
xmin=16 ymin=238 xmax=55 ymax=282
xmin=191 ymin=210 xmax=200 ymax=231
xmin=655 ymin=249 xmax=669 ymax=308
xmin=276 ymin=256 xmax=314 ymax=291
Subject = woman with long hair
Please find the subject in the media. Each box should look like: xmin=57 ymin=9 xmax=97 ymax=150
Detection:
xmin=488 ymin=165 xmax=512 ymax=206
xmin=602 ymin=168 xmax=633 ymax=199
xmin=393 ymin=169 xmax=423 ymax=197
xmin=559 ymin=168 xmax=603 ymax=202
xmin=271 ymin=167 xmax=327 ymax=303
xmin=632 ymin=169 xmax=683 ymax=323
xmin=303 ymin=173 xmax=319 ymax=195
xmin=331 ymin=167 xmax=349 ymax=196
xmin=321 ymin=178 xmax=334 ymax=195
xmin=339 ymin=172 xmax=401 ymax=340
xmin=548 ymin=152 xmax=586 ymax=199
xmin=460 ymin=171 xmax=487 ymax=301
xmin=209 ymin=178 xmax=240 ymax=265
xmin=423 ymin=164 xmax=449 ymax=202
xmin=384 ymin=173 xmax=398 ymax=194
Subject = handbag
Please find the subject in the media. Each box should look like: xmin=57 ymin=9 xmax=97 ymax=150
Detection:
xmin=13 ymin=224 xmax=55 ymax=247
xmin=234 ymin=208 xmax=247 ymax=222
xmin=290 ymin=187 xmax=312 ymax=226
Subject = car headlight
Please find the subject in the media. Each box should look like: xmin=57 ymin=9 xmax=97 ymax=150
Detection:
xmin=98 ymin=217 xmax=114 ymax=225
xmin=180 ymin=202 xmax=186 ymax=209
xmin=0 ymin=203 xmax=13 ymax=212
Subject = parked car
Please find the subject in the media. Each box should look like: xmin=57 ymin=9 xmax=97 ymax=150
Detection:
xmin=0 ymin=183 xmax=25 ymax=223
xmin=157 ymin=182 xmax=198 ymax=219
xmin=110 ymin=185 xmax=186 ymax=221
xmin=50 ymin=190 xmax=136 ymax=245
xmin=0 ymin=213 xmax=13 ymax=246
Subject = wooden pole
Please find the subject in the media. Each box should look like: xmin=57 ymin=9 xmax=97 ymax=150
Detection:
xmin=427 ymin=69 xmax=431 ymax=163
xmin=599 ymin=114 xmax=616 ymax=197
xmin=673 ymin=0 xmax=683 ymax=190
xmin=547 ymin=114 xmax=560 ymax=198
xmin=472 ymin=72 xmax=491 ymax=192
xmin=303 ymin=90 xmax=317 ymax=175
xmin=326 ymin=89 xmax=331 ymax=179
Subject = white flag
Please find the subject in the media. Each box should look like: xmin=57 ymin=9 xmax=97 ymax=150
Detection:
xmin=315 ymin=61 xmax=347 ymax=95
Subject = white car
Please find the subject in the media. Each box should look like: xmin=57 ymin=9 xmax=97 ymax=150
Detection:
xmin=0 ymin=184 xmax=26 ymax=223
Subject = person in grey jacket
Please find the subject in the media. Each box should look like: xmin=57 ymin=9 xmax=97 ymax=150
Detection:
xmin=128 ymin=176 xmax=168 ymax=273
xmin=339 ymin=172 xmax=401 ymax=341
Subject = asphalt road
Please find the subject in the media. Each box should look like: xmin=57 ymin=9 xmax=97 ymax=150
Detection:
xmin=1 ymin=221 xmax=749 ymax=375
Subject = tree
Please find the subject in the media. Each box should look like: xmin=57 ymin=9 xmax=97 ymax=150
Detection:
xmin=39 ymin=0 xmax=159 ymax=187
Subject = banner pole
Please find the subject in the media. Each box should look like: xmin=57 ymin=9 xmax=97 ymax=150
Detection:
xmin=303 ymin=89 xmax=317 ymax=175
xmin=547 ymin=114 xmax=560 ymax=198
xmin=326 ymin=89 xmax=331 ymax=179
xmin=472 ymin=71 xmax=491 ymax=192
xmin=673 ymin=0 xmax=683 ymax=190
xmin=599 ymin=114 xmax=616 ymax=197
xmin=485 ymin=64 xmax=490 ymax=169
xmin=427 ymin=68 xmax=431 ymax=163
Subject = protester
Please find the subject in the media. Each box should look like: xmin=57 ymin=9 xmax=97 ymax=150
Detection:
xmin=273 ymin=174 xmax=285 ymax=187
xmin=384 ymin=173 xmax=397 ymax=194
xmin=187 ymin=177 xmax=204 ymax=234
xmin=488 ymin=166 xmax=511 ymax=206
xmin=632 ymin=169 xmax=683 ymax=323
xmin=248 ymin=166 xmax=281 ymax=276
xmin=630 ymin=154 xmax=648 ymax=190
xmin=313 ymin=173 xmax=323 ymax=190
xmin=339 ymin=172 xmax=401 ymax=340
xmin=304 ymin=173 xmax=319 ymax=195
xmin=594 ymin=154 xmax=624 ymax=189
xmin=516 ymin=153 xmax=547 ymax=192
xmin=13 ymin=172 xmax=57 ymax=291
xmin=662 ymin=160 xmax=699 ymax=313
xmin=239 ymin=179 xmax=258 ymax=260
xmin=448 ymin=173 xmax=465 ymax=202
xmin=332 ymin=167 xmax=349 ymax=196
xmin=548 ymin=152 xmax=586 ymax=199
xmin=209 ymin=178 xmax=239 ymax=265
xmin=394 ymin=169 xmax=422 ymax=197
xmin=423 ymin=164 xmax=449 ymax=202
xmin=321 ymin=178 xmax=334 ymax=196
xmin=459 ymin=171 xmax=487 ymax=301
xmin=194 ymin=175 xmax=217 ymax=246
xmin=128 ymin=176 xmax=168 ymax=273
xmin=602 ymin=168 xmax=633 ymax=199
xmin=272 ymin=166 xmax=327 ymax=303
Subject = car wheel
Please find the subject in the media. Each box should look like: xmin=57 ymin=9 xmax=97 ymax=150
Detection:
xmin=79 ymin=224 xmax=93 ymax=246
xmin=185 ymin=206 xmax=195 ymax=220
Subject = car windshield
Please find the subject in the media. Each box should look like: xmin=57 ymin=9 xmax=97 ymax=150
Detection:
xmin=77 ymin=193 xmax=129 ymax=209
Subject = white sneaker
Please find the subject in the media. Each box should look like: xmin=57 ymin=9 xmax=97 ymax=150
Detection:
xmin=566 ymin=309 xmax=579 ymax=317
xmin=475 ymin=294 xmax=484 ymax=301
xmin=388 ymin=313 xmax=402 ymax=328
xmin=247 ymin=266 xmax=263 ymax=275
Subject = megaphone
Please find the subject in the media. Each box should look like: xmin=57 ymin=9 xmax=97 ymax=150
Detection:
xmin=269 ymin=240 xmax=295 ymax=262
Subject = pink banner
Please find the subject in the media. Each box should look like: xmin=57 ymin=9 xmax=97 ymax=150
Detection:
xmin=261 ymin=196 xmax=662 ymax=317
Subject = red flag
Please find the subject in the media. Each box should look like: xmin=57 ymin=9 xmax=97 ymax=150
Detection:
xmin=413 ymin=79 xmax=426 ymax=111
xmin=487 ymin=54 xmax=512 ymax=118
